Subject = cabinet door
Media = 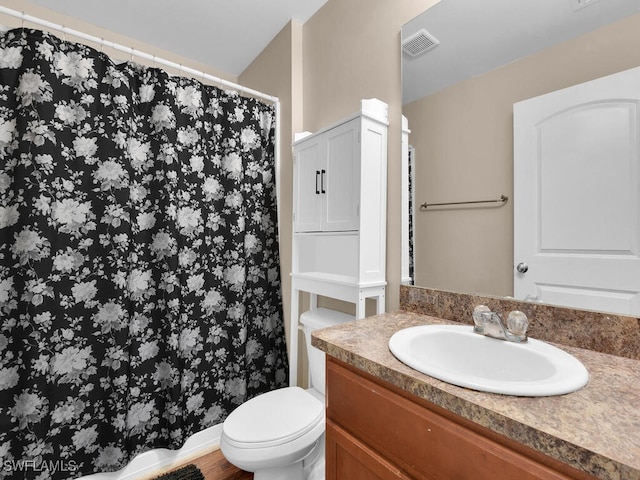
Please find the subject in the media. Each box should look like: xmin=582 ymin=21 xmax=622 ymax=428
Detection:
xmin=324 ymin=120 xmax=360 ymax=231
xmin=293 ymin=138 xmax=324 ymax=232
xmin=326 ymin=420 xmax=412 ymax=480
xmin=328 ymin=359 xmax=593 ymax=480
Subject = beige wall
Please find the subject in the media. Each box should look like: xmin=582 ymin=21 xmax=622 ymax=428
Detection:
xmin=239 ymin=20 xmax=305 ymax=383
xmin=242 ymin=0 xmax=437 ymax=321
xmin=404 ymin=13 xmax=640 ymax=298
xmin=241 ymin=0 xmax=437 ymax=384
xmin=301 ymin=0 xmax=437 ymax=314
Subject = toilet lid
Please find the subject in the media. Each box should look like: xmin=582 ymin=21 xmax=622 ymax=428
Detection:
xmin=223 ymin=387 xmax=324 ymax=448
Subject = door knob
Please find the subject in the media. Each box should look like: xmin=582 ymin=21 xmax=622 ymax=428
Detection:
xmin=516 ymin=262 xmax=528 ymax=274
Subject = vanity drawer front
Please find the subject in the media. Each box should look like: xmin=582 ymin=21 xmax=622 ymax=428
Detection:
xmin=326 ymin=358 xmax=588 ymax=480
xmin=326 ymin=419 xmax=413 ymax=480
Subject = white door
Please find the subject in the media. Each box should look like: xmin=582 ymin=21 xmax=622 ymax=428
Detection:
xmin=324 ymin=119 xmax=360 ymax=231
xmin=293 ymin=138 xmax=323 ymax=232
xmin=514 ymin=66 xmax=640 ymax=316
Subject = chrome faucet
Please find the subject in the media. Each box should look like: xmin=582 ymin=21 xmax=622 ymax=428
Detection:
xmin=472 ymin=305 xmax=528 ymax=343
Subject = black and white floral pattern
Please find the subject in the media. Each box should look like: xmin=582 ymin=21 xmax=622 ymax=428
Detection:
xmin=0 ymin=28 xmax=288 ymax=479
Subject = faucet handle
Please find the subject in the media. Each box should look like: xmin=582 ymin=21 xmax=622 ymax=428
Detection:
xmin=472 ymin=305 xmax=491 ymax=333
xmin=506 ymin=310 xmax=528 ymax=340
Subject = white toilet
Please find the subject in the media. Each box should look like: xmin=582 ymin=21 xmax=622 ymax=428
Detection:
xmin=220 ymin=307 xmax=353 ymax=480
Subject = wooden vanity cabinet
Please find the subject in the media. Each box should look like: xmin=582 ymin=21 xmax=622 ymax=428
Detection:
xmin=326 ymin=358 xmax=597 ymax=480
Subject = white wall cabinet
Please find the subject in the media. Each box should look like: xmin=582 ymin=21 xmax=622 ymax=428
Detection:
xmin=290 ymin=99 xmax=388 ymax=386
xmin=294 ymin=119 xmax=360 ymax=232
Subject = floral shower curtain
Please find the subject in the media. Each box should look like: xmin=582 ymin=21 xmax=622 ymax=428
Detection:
xmin=0 ymin=28 xmax=288 ymax=479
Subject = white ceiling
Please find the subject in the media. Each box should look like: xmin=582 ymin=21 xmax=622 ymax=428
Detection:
xmin=402 ymin=0 xmax=640 ymax=104
xmin=26 ymin=0 xmax=328 ymax=76
xmin=20 ymin=0 xmax=640 ymax=103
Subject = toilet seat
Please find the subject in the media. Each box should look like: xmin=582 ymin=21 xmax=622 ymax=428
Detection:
xmin=222 ymin=387 xmax=324 ymax=449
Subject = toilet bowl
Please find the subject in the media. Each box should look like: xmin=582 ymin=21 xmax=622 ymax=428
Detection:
xmin=220 ymin=308 xmax=354 ymax=480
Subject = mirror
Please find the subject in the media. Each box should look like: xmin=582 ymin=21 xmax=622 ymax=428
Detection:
xmin=402 ymin=0 xmax=640 ymax=312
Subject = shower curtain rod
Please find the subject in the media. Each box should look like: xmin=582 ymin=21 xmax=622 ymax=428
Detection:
xmin=0 ymin=5 xmax=279 ymax=104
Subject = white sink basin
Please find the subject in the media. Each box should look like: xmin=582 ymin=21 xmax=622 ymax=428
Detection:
xmin=388 ymin=325 xmax=589 ymax=396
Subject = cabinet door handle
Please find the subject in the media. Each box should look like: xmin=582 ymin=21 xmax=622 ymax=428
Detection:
xmin=315 ymin=170 xmax=320 ymax=194
xmin=321 ymin=169 xmax=326 ymax=194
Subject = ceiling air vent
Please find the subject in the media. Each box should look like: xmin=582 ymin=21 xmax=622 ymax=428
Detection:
xmin=570 ymin=0 xmax=602 ymax=10
xmin=402 ymin=29 xmax=439 ymax=57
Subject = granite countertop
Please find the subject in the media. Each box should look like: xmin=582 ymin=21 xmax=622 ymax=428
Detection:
xmin=312 ymin=311 xmax=640 ymax=480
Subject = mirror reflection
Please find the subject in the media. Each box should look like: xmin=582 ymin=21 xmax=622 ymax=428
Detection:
xmin=402 ymin=0 xmax=640 ymax=315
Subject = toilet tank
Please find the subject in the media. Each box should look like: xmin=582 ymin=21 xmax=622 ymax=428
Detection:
xmin=300 ymin=308 xmax=354 ymax=396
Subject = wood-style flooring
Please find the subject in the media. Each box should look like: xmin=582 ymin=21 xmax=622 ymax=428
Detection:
xmin=145 ymin=447 xmax=253 ymax=480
